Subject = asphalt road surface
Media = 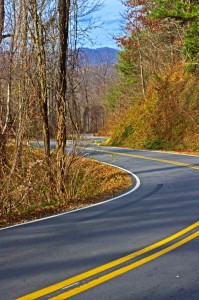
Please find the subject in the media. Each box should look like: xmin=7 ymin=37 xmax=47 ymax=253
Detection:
xmin=0 ymin=143 xmax=199 ymax=300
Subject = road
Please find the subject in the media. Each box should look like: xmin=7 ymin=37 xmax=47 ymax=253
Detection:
xmin=0 ymin=143 xmax=199 ymax=300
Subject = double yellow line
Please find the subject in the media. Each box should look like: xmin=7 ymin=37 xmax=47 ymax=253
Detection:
xmin=17 ymin=148 xmax=199 ymax=299
xmin=18 ymin=222 xmax=199 ymax=300
xmin=85 ymin=147 xmax=199 ymax=171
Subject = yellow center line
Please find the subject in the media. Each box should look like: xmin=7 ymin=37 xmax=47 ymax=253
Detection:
xmin=17 ymin=222 xmax=199 ymax=300
xmin=85 ymin=147 xmax=199 ymax=171
xmin=50 ymin=231 xmax=199 ymax=300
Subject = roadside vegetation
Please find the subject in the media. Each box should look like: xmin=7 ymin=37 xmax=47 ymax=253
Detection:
xmin=1 ymin=0 xmax=198 ymax=227
xmin=0 ymin=142 xmax=132 ymax=228
xmin=0 ymin=1 xmax=132 ymax=228
xmin=101 ymin=0 xmax=199 ymax=154
xmin=103 ymin=64 xmax=199 ymax=152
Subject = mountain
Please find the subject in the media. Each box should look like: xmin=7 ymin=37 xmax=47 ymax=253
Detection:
xmin=79 ymin=47 xmax=119 ymax=66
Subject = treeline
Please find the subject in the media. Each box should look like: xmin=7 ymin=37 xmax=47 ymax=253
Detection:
xmin=0 ymin=0 xmax=116 ymax=216
xmin=103 ymin=0 xmax=199 ymax=152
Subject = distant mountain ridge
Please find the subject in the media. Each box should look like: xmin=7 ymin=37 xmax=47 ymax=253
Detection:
xmin=79 ymin=47 xmax=119 ymax=66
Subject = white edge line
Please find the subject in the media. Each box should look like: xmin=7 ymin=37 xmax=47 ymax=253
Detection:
xmin=0 ymin=162 xmax=140 ymax=232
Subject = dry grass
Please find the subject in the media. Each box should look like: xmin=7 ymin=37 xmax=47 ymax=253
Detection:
xmin=0 ymin=143 xmax=132 ymax=228
xmin=103 ymin=64 xmax=199 ymax=153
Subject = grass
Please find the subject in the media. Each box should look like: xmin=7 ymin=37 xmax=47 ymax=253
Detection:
xmin=0 ymin=143 xmax=132 ymax=228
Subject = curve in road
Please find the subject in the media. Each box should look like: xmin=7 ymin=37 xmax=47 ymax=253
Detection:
xmin=0 ymin=145 xmax=199 ymax=300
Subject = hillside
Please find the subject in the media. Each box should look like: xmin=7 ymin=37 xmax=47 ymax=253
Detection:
xmin=101 ymin=1 xmax=199 ymax=154
xmin=79 ymin=47 xmax=119 ymax=66
xmin=103 ymin=65 xmax=199 ymax=153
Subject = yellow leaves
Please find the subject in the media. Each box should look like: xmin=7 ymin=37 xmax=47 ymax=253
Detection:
xmin=105 ymin=63 xmax=199 ymax=152
xmin=0 ymin=147 xmax=132 ymax=228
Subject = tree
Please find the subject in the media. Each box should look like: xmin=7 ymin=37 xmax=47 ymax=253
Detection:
xmin=0 ymin=0 xmax=104 ymax=202
xmin=0 ymin=0 xmax=4 ymax=43
xmin=150 ymin=0 xmax=199 ymax=68
xmin=116 ymin=0 xmax=187 ymax=92
xmin=29 ymin=0 xmax=51 ymax=163
xmin=0 ymin=0 xmax=12 ymax=41
xmin=56 ymin=0 xmax=71 ymax=194
xmin=116 ymin=0 xmax=160 ymax=97
xmin=0 ymin=0 xmax=6 ymax=176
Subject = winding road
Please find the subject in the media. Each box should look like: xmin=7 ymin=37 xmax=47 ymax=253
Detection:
xmin=0 ymin=141 xmax=199 ymax=299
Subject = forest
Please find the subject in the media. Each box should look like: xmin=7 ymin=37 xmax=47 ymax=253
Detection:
xmin=103 ymin=0 xmax=199 ymax=152
xmin=0 ymin=0 xmax=198 ymax=226
xmin=0 ymin=0 xmax=128 ymax=226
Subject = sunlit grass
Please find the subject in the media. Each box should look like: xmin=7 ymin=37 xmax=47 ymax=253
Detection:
xmin=0 ymin=143 xmax=132 ymax=227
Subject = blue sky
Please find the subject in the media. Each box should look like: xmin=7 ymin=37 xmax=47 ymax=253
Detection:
xmin=84 ymin=0 xmax=125 ymax=49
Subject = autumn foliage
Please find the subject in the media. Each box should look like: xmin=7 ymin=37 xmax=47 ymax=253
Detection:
xmin=103 ymin=0 xmax=199 ymax=152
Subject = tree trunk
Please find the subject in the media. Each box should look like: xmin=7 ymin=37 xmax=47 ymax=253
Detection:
xmin=136 ymin=34 xmax=146 ymax=99
xmin=0 ymin=0 xmax=4 ymax=43
xmin=56 ymin=0 xmax=70 ymax=194
xmin=0 ymin=0 xmax=5 ymax=177
xmin=31 ymin=0 xmax=50 ymax=162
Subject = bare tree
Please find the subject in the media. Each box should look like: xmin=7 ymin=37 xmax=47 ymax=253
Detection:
xmin=0 ymin=0 xmax=105 ymax=197
xmin=56 ymin=0 xmax=71 ymax=194
xmin=29 ymin=0 xmax=51 ymax=163
xmin=0 ymin=0 xmax=4 ymax=43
